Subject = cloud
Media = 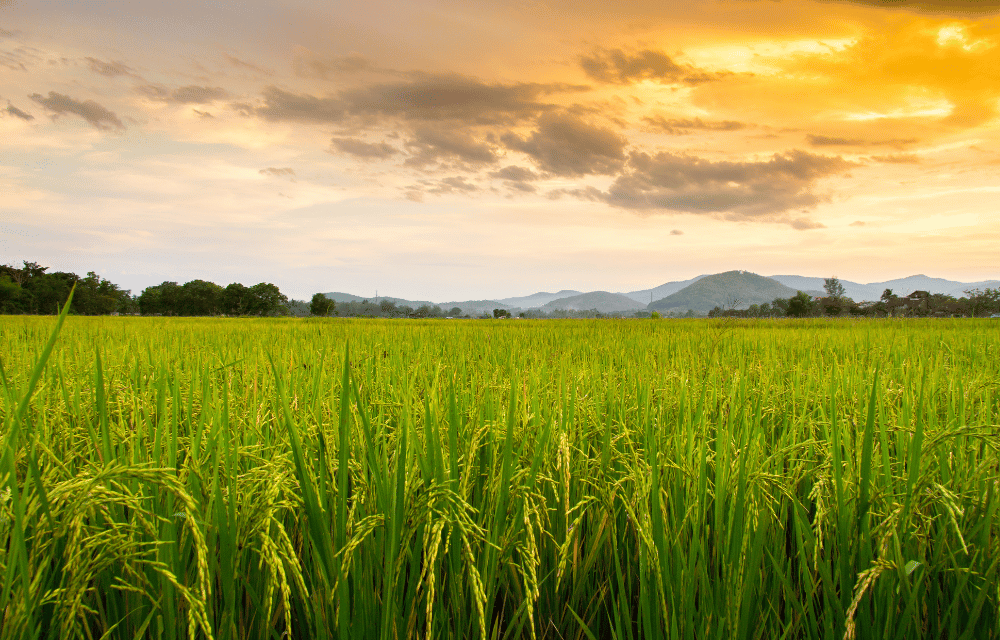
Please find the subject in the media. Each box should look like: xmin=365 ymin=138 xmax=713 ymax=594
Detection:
xmin=807 ymin=134 xmax=919 ymax=147
xmin=85 ymin=57 xmax=133 ymax=77
xmin=403 ymin=126 xmax=499 ymax=167
xmin=293 ymin=51 xmax=385 ymax=79
xmin=580 ymin=48 xmax=728 ymax=85
xmin=806 ymin=134 xmax=867 ymax=146
xmin=824 ymin=1 xmax=1000 ymax=14
xmin=252 ymin=86 xmax=345 ymax=123
xmin=850 ymin=220 xmax=866 ymax=226
xmin=340 ymin=74 xmax=587 ymax=124
xmin=490 ymin=166 xmax=540 ymax=193
xmin=643 ymin=115 xmax=748 ymax=135
xmin=869 ymin=153 xmax=921 ymax=163
xmin=4 ymin=103 xmax=33 ymax=120
xmin=225 ymin=54 xmax=271 ymax=75
xmin=545 ymin=186 xmax=607 ymax=202
xmin=606 ymin=149 xmax=856 ymax=218
xmin=28 ymin=91 xmax=124 ymax=130
xmin=0 ymin=28 xmax=17 ymax=38
xmin=670 ymin=229 xmax=684 ymax=235
xmin=789 ymin=218 xmax=827 ymax=230
xmin=192 ymin=109 xmax=213 ymax=118
xmin=502 ymin=113 xmax=627 ymax=176
xmin=137 ymin=85 xmax=229 ymax=104
xmin=407 ymin=176 xmax=480 ymax=199
xmin=490 ymin=165 xmax=538 ymax=181
xmin=248 ymin=75 xmax=587 ymax=130
xmin=260 ymin=167 xmax=296 ymax=179
xmin=330 ymin=136 xmax=399 ymax=159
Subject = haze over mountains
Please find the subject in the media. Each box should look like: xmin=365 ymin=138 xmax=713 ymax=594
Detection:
xmin=323 ymin=272 xmax=1000 ymax=316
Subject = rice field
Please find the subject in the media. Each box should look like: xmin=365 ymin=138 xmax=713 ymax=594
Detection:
xmin=1 ymin=305 xmax=998 ymax=639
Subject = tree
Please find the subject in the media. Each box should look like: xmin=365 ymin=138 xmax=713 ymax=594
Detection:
xmin=824 ymin=277 xmax=846 ymax=299
xmin=493 ymin=308 xmax=511 ymax=318
xmin=138 ymin=281 xmax=181 ymax=315
xmin=223 ymin=283 xmax=252 ymax=316
xmin=786 ymin=291 xmax=816 ymax=318
xmin=248 ymin=283 xmax=289 ymax=316
xmin=310 ymin=293 xmax=335 ymax=316
xmin=448 ymin=307 xmax=462 ymax=317
xmin=179 ymin=279 xmax=224 ymax=316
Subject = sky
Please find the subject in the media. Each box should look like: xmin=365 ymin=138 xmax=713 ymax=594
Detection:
xmin=2 ymin=0 xmax=999 ymax=302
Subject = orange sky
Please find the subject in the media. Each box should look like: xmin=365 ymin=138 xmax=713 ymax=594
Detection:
xmin=2 ymin=0 xmax=998 ymax=300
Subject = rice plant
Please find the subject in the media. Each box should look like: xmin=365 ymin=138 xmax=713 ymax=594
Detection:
xmin=0 ymin=311 xmax=997 ymax=639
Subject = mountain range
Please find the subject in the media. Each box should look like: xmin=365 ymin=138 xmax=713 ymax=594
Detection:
xmin=322 ymin=272 xmax=999 ymax=316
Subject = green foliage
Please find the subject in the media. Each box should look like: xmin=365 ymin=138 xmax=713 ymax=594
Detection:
xmin=310 ymin=293 xmax=335 ymax=316
xmin=786 ymin=290 xmax=817 ymax=317
xmin=0 ymin=317 xmax=997 ymax=639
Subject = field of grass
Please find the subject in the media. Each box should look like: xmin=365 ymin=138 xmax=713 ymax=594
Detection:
xmin=1 ymin=307 xmax=998 ymax=639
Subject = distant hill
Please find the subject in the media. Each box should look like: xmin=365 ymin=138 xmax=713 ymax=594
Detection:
xmin=497 ymin=290 xmax=584 ymax=308
xmin=620 ymin=275 xmax=710 ymax=304
xmin=649 ymin=271 xmax=820 ymax=314
xmin=320 ymin=292 xmax=437 ymax=308
xmin=767 ymin=275 xmax=1000 ymax=302
xmin=541 ymin=291 xmax=646 ymax=313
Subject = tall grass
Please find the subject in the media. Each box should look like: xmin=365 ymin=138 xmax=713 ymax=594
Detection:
xmin=0 ymin=315 xmax=997 ymax=639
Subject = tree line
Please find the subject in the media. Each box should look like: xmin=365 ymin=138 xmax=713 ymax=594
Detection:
xmin=707 ymin=277 xmax=1000 ymax=319
xmin=1 ymin=260 xmax=294 ymax=316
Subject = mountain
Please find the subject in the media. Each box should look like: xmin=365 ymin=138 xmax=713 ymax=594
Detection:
xmin=649 ymin=271 xmax=819 ymax=314
xmin=540 ymin=291 xmax=646 ymax=313
xmin=497 ymin=290 xmax=584 ymax=308
xmin=619 ymin=275 xmax=710 ymax=304
xmin=767 ymin=275 xmax=1000 ymax=302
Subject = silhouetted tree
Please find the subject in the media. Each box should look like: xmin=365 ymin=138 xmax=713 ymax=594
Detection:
xmin=310 ymin=293 xmax=335 ymax=316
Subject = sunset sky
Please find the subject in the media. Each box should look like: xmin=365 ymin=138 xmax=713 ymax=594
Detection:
xmin=2 ymin=0 xmax=998 ymax=301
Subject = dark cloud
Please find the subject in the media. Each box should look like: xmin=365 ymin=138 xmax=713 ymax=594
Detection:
xmin=28 ymin=91 xmax=124 ymax=131
xmin=0 ymin=28 xmax=17 ymax=38
xmin=807 ymin=134 xmax=919 ymax=148
xmin=248 ymin=75 xmax=586 ymax=128
xmin=137 ymin=84 xmax=228 ymax=104
xmin=252 ymin=86 xmax=345 ymax=123
xmin=643 ymin=115 xmax=748 ymax=135
xmin=489 ymin=165 xmax=539 ymax=181
xmin=790 ymin=218 xmax=827 ymax=230
xmin=5 ymin=103 xmax=33 ymax=120
xmin=340 ymin=74 xmax=587 ymax=124
xmin=192 ymin=109 xmax=213 ymax=118
xmin=670 ymin=229 xmax=684 ymax=235
xmin=503 ymin=113 xmax=627 ymax=176
xmin=259 ymin=167 xmax=296 ymax=180
xmin=85 ymin=57 xmax=132 ymax=77
xmin=869 ymin=153 xmax=920 ymax=163
xmin=505 ymin=180 xmax=537 ymax=193
xmin=807 ymin=134 xmax=867 ymax=146
xmin=605 ymin=149 xmax=856 ymax=219
xmin=293 ymin=52 xmax=385 ymax=80
xmin=823 ymin=0 xmax=1000 ymax=14
xmin=580 ymin=48 xmax=728 ymax=85
xmin=490 ymin=166 xmax=540 ymax=193
xmin=330 ymin=136 xmax=399 ymax=159
xmin=403 ymin=126 xmax=499 ymax=167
